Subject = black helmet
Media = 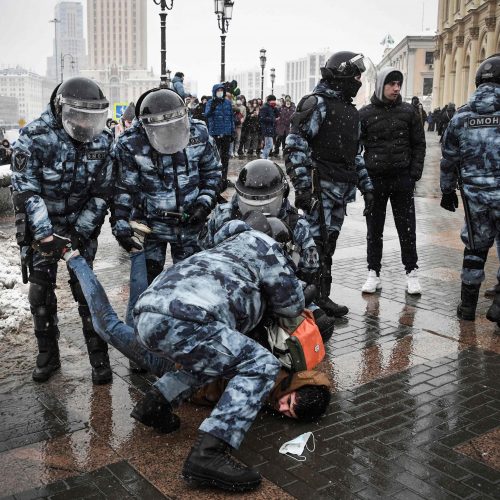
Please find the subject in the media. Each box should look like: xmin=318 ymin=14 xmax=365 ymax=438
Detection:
xmin=475 ymin=53 xmax=500 ymax=87
xmin=320 ymin=51 xmax=366 ymax=81
xmin=136 ymin=88 xmax=189 ymax=154
xmin=241 ymin=210 xmax=272 ymax=236
xmin=235 ymin=159 xmax=289 ymax=217
xmin=51 ymin=76 xmax=109 ymax=142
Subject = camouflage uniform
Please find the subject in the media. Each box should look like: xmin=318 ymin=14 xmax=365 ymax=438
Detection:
xmin=68 ymin=219 xmax=305 ymax=449
xmin=113 ymin=117 xmax=221 ymax=282
xmin=285 ymin=81 xmax=373 ymax=310
xmin=199 ymin=194 xmax=319 ymax=278
xmin=10 ymin=106 xmax=114 ymax=374
xmin=441 ymin=83 xmax=500 ymax=286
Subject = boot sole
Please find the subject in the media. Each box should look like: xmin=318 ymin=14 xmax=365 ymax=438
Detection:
xmin=182 ymin=472 xmax=261 ymax=492
xmin=361 ymin=285 xmax=382 ymax=293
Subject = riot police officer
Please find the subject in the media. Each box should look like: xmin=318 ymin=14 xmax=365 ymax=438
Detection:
xmin=10 ymin=77 xmax=114 ymax=384
xmin=285 ymin=51 xmax=374 ymax=317
xmin=440 ymin=54 xmax=500 ymax=324
xmin=112 ymin=88 xmax=222 ymax=284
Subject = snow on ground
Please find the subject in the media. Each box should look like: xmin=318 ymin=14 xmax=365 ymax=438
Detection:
xmin=0 ymin=230 xmax=30 ymax=339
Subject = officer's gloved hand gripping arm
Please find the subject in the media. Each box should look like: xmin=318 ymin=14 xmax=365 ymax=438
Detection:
xmin=11 ymin=135 xmax=54 ymax=242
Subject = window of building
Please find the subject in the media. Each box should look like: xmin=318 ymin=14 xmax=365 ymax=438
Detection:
xmin=425 ymin=52 xmax=434 ymax=65
xmin=423 ymin=77 xmax=433 ymax=95
xmin=310 ymin=55 xmax=316 ymax=76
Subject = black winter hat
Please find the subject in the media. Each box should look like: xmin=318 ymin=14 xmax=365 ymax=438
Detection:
xmin=384 ymin=70 xmax=403 ymax=85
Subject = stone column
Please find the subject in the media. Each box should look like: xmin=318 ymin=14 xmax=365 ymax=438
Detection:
xmin=453 ymin=35 xmax=465 ymax=105
xmin=432 ymin=48 xmax=442 ymax=108
xmin=468 ymin=26 xmax=480 ymax=96
xmin=406 ymin=48 xmax=416 ymax=100
xmin=485 ymin=17 xmax=497 ymax=58
xmin=442 ymin=42 xmax=453 ymax=104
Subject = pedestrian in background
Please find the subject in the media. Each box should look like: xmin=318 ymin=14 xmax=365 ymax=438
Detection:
xmin=259 ymin=94 xmax=278 ymax=159
xmin=172 ymin=72 xmax=187 ymax=99
xmin=274 ymin=95 xmax=295 ymax=156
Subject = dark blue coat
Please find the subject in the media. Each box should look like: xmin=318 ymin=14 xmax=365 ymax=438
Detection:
xmin=205 ymin=83 xmax=235 ymax=137
xmin=259 ymin=103 xmax=278 ymax=137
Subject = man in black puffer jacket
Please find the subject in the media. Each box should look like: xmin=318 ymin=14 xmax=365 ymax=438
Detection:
xmin=358 ymin=67 xmax=426 ymax=295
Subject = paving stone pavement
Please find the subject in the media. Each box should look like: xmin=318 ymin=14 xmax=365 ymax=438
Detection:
xmin=1 ymin=132 xmax=499 ymax=499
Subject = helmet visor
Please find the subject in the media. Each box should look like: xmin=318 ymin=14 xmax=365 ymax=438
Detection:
xmin=338 ymin=54 xmax=366 ymax=76
xmin=238 ymin=193 xmax=283 ymax=217
xmin=61 ymin=104 xmax=108 ymax=143
xmin=142 ymin=109 xmax=190 ymax=154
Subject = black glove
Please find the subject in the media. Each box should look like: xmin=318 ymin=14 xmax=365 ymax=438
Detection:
xmin=70 ymin=229 xmax=86 ymax=251
xmin=210 ymin=99 xmax=221 ymax=113
xmin=188 ymin=204 xmax=211 ymax=226
xmin=33 ymin=234 xmax=72 ymax=260
xmin=440 ymin=191 xmax=459 ymax=212
xmin=294 ymin=190 xmax=313 ymax=212
xmin=363 ymin=192 xmax=375 ymax=217
xmin=116 ymin=233 xmax=142 ymax=252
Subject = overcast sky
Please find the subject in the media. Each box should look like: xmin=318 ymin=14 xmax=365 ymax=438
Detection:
xmin=0 ymin=0 xmax=438 ymax=95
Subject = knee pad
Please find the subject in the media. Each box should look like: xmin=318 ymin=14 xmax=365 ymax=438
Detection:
xmin=146 ymin=259 xmax=164 ymax=284
xmin=28 ymin=271 xmax=57 ymax=330
xmin=463 ymin=247 xmax=489 ymax=270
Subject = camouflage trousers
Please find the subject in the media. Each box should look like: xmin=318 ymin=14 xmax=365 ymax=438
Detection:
xmin=67 ymin=255 xmax=280 ymax=450
xmin=460 ymin=195 xmax=500 ymax=285
xmin=304 ymin=194 xmax=346 ymax=241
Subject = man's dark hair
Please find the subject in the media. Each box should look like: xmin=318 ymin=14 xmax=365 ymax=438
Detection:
xmin=175 ymin=72 xmax=184 ymax=78
xmin=293 ymin=385 xmax=331 ymax=421
xmin=266 ymin=94 xmax=277 ymax=102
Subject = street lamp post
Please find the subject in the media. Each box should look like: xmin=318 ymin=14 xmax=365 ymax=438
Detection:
xmin=260 ymin=48 xmax=267 ymax=100
xmin=60 ymin=53 xmax=76 ymax=83
xmin=270 ymin=67 xmax=275 ymax=95
xmin=152 ymin=0 xmax=174 ymax=89
xmin=214 ymin=0 xmax=234 ymax=82
xmin=49 ymin=18 xmax=61 ymax=82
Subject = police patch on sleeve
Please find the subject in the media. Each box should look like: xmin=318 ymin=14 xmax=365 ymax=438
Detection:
xmin=467 ymin=115 xmax=499 ymax=128
xmin=13 ymin=152 xmax=28 ymax=172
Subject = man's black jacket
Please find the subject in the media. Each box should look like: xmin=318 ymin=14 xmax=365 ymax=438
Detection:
xmin=359 ymin=94 xmax=426 ymax=180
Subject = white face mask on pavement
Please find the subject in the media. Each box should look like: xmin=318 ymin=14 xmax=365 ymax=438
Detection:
xmin=278 ymin=432 xmax=315 ymax=461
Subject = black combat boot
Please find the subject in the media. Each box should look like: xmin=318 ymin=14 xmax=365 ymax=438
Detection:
xmin=313 ymin=309 xmax=335 ymax=343
xmin=182 ymin=432 xmax=261 ymax=492
xmin=457 ymin=283 xmax=481 ymax=321
xmin=317 ymin=277 xmax=349 ymax=318
xmin=486 ymin=284 xmax=500 ymax=325
xmin=83 ymin=329 xmax=112 ymax=385
xmin=32 ymin=329 xmax=61 ymax=382
xmin=130 ymin=387 xmax=180 ymax=433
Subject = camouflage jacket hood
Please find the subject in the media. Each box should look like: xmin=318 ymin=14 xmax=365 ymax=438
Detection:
xmin=469 ymin=83 xmax=500 ymax=114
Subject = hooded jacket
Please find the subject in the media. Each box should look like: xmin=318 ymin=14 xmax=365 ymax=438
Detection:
xmin=190 ymin=368 xmax=331 ymax=413
xmin=172 ymin=75 xmax=187 ymax=99
xmin=359 ymin=66 xmax=426 ymax=180
xmin=441 ymin=82 xmax=500 ymax=193
xmin=205 ymin=84 xmax=235 ymax=136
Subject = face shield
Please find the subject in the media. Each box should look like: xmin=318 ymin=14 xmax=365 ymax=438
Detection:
xmin=238 ymin=192 xmax=284 ymax=217
xmin=338 ymin=54 xmax=366 ymax=77
xmin=141 ymin=107 xmax=190 ymax=154
xmin=61 ymin=98 xmax=109 ymax=143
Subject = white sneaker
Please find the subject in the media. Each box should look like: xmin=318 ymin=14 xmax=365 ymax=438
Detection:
xmin=406 ymin=269 xmax=422 ymax=295
xmin=361 ymin=270 xmax=382 ymax=293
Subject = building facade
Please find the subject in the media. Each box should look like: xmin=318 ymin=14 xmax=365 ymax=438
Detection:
xmin=87 ymin=0 xmax=147 ymax=71
xmin=433 ymin=0 xmax=500 ymax=108
xmin=0 ymin=67 xmax=57 ymax=123
xmin=226 ymin=69 xmax=267 ymax=100
xmin=376 ymin=36 xmax=435 ymax=109
xmin=46 ymin=1 xmax=87 ymax=82
xmin=284 ymin=51 xmax=329 ymax=102
xmin=0 ymin=96 xmax=19 ymax=129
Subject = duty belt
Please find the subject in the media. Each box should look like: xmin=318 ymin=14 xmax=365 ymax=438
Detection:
xmin=151 ymin=209 xmax=189 ymax=223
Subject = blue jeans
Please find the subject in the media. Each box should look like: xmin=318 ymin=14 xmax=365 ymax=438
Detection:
xmin=261 ymin=136 xmax=273 ymax=159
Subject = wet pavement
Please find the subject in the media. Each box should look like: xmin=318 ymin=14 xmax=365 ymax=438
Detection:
xmin=1 ymin=131 xmax=499 ymax=499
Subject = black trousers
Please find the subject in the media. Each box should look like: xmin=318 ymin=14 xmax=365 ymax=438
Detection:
xmin=213 ymin=135 xmax=232 ymax=189
xmin=366 ymin=175 xmax=418 ymax=274
xmin=274 ymin=133 xmax=287 ymax=153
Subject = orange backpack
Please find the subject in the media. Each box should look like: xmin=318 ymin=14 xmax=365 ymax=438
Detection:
xmin=266 ymin=310 xmax=325 ymax=372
